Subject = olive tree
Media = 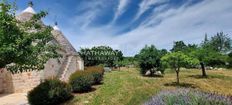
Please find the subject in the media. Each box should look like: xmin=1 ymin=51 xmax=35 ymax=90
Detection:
xmin=161 ymin=51 xmax=199 ymax=84
xmin=190 ymin=33 xmax=232 ymax=77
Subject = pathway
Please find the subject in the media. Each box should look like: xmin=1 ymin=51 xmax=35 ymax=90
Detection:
xmin=0 ymin=93 xmax=28 ymax=105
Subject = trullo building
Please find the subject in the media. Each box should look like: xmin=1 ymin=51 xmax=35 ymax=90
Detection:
xmin=0 ymin=3 xmax=84 ymax=93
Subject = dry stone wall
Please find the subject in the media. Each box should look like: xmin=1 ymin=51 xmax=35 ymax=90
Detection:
xmin=0 ymin=68 xmax=42 ymax=93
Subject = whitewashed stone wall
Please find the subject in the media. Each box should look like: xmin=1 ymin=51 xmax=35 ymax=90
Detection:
xmin=61 ymin=55 xmax=84 ymax=82
xmin=43 ymin=58 xmax=64 ymax=79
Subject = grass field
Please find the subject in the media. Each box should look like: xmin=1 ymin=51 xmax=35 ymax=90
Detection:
xmin=65 ymin=68 xmax=232 ymax=105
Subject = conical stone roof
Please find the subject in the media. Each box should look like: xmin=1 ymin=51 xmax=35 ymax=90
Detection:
xmin=52 ymin=23 xmax=77 ymax=54
xmin=22 ymin=6 xmax=36 ymax=14
xmin=16 ymin=3 xmax=77 ymax=55
xmin=16 ymin=2 xmax=35 ymax=22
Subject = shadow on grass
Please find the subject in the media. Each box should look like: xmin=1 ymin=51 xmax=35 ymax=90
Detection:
xmin=164 ymin=82 xmax=197 ymax=88
xmin=142 ymin=73 xmax=164 ymax=78
xmin=188 ymin=74 xmax=232 ymax=80
xmin=92 ymin=82 xmax=104 ymax=86
xmin=143 ymin=75 xmax=164 ymax=78
xmin=73 ymin=88 xmax=97 ymax=94
xmin=188 ymin=75 xmax=208 ymax=79
xmin=62 ymin=95 xmax=75 ymax=105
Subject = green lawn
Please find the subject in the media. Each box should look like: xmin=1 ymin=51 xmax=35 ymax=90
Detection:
xmin=65 ymin=68 xmax=232 ymax=105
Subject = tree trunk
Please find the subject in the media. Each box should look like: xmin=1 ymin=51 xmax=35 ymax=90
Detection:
xmin=150 ymin=69 xmax=154 ymax=76
xmin=176 ymin=68 xmax=180 ymax=84
xmin=200 ymin=62 xmax=207 ymax=77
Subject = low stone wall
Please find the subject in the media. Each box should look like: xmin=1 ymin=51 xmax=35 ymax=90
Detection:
xmin=0 ymin=68 xmax=13 ymax=93
xmin=0 ymin=69 xmax=42 ymax=93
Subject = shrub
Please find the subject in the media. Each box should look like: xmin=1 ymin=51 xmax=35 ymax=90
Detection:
xmin=90 ymin=72 xmax=103 ymax=84
xmin=28 ymin=79 xmax=73 ymax=105
xmin=136 ymin=45 xmax=166 ymax=76
xmin=69 ymin=71 xmax=94 ymax=92
xmin=69 ymin=66 xmax=104 ymax=92
xmin=144 ymin=89 xmax=232 ymax=105
xmin=228 ymin=52 xmax=232 ymax=68
xmin=85 ymin=66 xmax=104 ymax=84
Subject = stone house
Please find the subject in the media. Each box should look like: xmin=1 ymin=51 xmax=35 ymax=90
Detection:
xmin=0 ymin=3 xmax=84 ymax=94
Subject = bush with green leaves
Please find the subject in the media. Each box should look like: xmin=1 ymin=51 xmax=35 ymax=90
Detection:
xmin=27 ymin=79 xmax=73 ymax=105
xmin=136 ymin=45 xmax=167 ymax=76
xmin=85 ymin=66 xmax=104 ymax=84
xmin=69 ymin=71 xmax=94 ymax=92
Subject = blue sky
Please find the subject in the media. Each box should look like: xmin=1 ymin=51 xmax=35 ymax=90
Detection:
xmin=12 ymin=0 xmax=232 ymax=56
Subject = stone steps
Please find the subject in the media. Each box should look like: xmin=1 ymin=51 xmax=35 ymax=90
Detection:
xmin=59 ymin=56 xmax=73 ymax=81
xmin=57 ymin=56 xmax=68 ymax=78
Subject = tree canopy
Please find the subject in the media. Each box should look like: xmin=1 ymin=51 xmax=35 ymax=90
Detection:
xmin=136 ymin=45 xmax=166 ymax=76
xmin=78 ymin=46 xmax=123 ymax=67
xmin=170 ymin=33 xmax=232 ymax=77
xmin=0 ymin=2 xmax=59 ymax=73
xmin=170 ymin=41 xmax=187 ymax=52
xmin=201 ymin=32 xmax=232 ymax=53
xmin=161 ymin=52 xmax=199 ymax=70
xmin=161 ymin=51 xmax=199 ymax=84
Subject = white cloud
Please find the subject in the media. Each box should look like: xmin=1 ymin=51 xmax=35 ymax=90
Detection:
xmin=133 ymin=0 xmax=169 ymax=21
xmin=70 ymin=0 xmax=110 ymax=30
xmin=117 ymin=0 xmax=232 ymax=56
xmin=111 ymin=0 xmax=130 ymax=24
xmin=65 ymin=0 xmax=232 ymax=56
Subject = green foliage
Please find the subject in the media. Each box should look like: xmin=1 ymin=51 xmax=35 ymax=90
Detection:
xmin=78 ymin=46 xmax=123 ymax=67
xmin=228 ymin=52 xmax=232 ymax=68
xmin=190 ymin=48 xmax=226 ymax=67
xmin=161 ymin=51 xmax=199 ymax=83
xmin=69 ymin=66 xmax=104 ymax=92
xmin=201 ymin=32 xmax=231 ymax=53
xmin=162 ymin=52 xmax=199 ymax=70
xmin=172 ymin=33 xmax=232 ymax=68
xmin=27 ymin=79 xmax=73 ymax=105
xmin=171 ymin=41 xmax=198 ymax=54
xmin=199 ymin=32 xmax=231 ymax=68
xmin=69 ymin=71 xmax=94 ymax=92
xmin=136 ymin=45 xmax=166 ymax=75
xmin=170 ymin=41 xmax=187 ymax=52
xmin=174 ymin=33 xmax=231 ymax=68
xmin=0 ymin=1 xmax=59 ymax=73
xmin=91 ymin=73 xmax=103 ymax=84
xmin=115 ymin=57 xmax=138 ymax=67
xmin=208 ymin=32 xmax=232 ymax=53
xmin=85 ymin=66 xmax=104 ymax=84
xmin=159 ymin=49 xmax=168 ymax=57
